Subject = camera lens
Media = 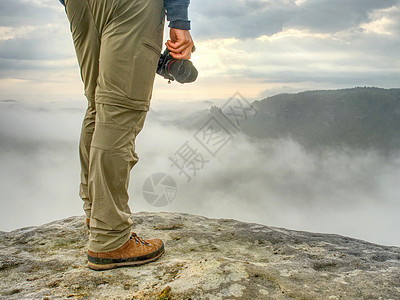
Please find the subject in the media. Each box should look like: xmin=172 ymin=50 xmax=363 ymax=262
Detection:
xmin=168 ymin=60 xmax=198 ymax=84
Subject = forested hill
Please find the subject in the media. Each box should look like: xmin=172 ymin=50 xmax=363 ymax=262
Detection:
xmin=242 ymin=87 xmax=400 ymax=152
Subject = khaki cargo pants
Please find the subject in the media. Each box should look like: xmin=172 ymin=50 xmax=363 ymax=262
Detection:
xmin=65 ymin=0 xmax=164 ymax=252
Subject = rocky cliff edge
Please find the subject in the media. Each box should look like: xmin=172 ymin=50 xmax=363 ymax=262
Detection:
xmin=1 ymin=212 xmax=399 ymax=299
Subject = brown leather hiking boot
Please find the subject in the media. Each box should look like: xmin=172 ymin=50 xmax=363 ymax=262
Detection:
xmin=87 ymin=232 xmax=164 ymax=271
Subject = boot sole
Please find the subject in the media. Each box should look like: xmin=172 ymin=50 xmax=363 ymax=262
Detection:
xmin=87 ymin=248 xmax=164 ymax=271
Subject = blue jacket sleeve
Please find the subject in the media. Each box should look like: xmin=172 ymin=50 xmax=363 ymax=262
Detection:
xmin=164 ymin=0 xmax=191 ymax=30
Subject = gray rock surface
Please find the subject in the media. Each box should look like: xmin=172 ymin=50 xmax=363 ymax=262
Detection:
xmin=0 ymin=212 xmax=399 ymax=299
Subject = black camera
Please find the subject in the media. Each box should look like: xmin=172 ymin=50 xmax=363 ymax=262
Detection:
xmin=156 ymin=48 xmax=198 ymax=84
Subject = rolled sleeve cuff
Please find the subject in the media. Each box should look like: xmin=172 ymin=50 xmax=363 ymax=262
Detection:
xmin=165 ymin=4 xmax=191 ymax=30
xmin=168 ymin=19 xmax=191 ymax=30
xmin=166 ymin=5 xmax=188 ymax=21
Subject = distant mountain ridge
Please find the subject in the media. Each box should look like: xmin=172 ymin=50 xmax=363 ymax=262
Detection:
xmin=241 ymin=87 xmax=400 ymax=152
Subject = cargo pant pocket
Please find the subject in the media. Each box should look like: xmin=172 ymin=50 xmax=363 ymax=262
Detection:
xmin=128 ymin=38 xmax=161 ymax=101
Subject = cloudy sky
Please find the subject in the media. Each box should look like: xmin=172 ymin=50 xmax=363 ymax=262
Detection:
xmin=0 ymin=0 xmax=399 ymax=103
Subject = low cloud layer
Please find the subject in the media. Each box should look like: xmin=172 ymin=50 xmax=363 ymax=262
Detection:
xmin=136 ymin=115 xmax=400 ymax=247
xmin=1 ymin=100 xmax=399 ymax=248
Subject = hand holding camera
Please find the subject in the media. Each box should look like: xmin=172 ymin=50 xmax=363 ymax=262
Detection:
xmin=157 ymin=47 xmax=198 ymax=84
xmin=166 ymin=28 xmax=193 ymax=60
xmin=157 ymin=28 xmax=198 ymax=84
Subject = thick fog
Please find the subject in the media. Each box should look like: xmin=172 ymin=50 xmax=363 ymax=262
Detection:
xmin=0 ymin=99 xmax=399 ymax=247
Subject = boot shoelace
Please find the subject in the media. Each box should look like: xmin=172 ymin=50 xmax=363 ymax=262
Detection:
xmin=86 ymin=221 xmax=150 ymax=246
xmin=130 ymin=232 xmax=151 ymax=246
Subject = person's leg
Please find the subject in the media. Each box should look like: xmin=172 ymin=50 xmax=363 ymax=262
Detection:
xmin=66 ymin=0 xmax=164 ymax=254
xmin=65 ymin=0 xmax=101 ymax=219
xmin=86 ymin=0 xmax=164 ymax=252
xmin=88 ymin=104 xmax=147 ymax=252
xmin=79 ymin=101 xmax=96 ymax=218
xmin=94 ymin=0 xmax=165 ymax=110
xmin=86 ymin=105 xmax=165 ymax=269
